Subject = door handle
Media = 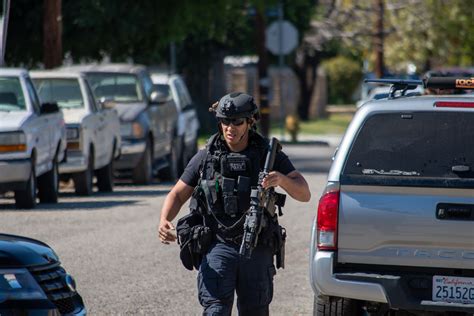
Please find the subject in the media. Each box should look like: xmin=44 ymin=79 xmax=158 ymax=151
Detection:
xmin=437 ymin=203 xmax=473 ymax=220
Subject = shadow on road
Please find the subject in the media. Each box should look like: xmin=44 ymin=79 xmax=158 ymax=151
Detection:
xmin=59 ymin=187 xmax=168 ymax=198
xmin=0 ymin=199 xmax=139 ymax=212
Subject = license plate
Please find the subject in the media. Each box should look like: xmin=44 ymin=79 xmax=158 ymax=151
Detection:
xmin=433 ymin=275 xmax=474 ymax=304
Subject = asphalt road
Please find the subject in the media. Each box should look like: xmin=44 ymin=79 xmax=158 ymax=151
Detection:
xmin=0 ymin=142 xmax=335 ymax=315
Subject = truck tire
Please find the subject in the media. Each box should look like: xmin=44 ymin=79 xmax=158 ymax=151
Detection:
xmin=159 ymin=139 xmax=178 ymax=182
xmin=74 ymin=151 xmax=94 ymax=195
xmin=38 ymin=155 xmax=59 ymax=203
xmin=96 ymin=146 xmax=115 ymax=192
xmin=177 ymin=136 xmax=186 ymax=176
xmin=313 ymin=296 xmax=361 ymax=316
xmin=132 ymin=139 xmax=153 ymax=184
xmin=14 ymin=161 xmax=36 ymax=209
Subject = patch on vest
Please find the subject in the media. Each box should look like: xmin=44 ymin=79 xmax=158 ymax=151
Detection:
xmin=229 ymin=161 xmax=246 ymax=171
xmin=221 ymin=154 xmax=250 ymax=178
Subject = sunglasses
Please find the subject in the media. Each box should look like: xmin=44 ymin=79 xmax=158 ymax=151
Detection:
xmin=219 ymin=118 xmax=246 ymax=126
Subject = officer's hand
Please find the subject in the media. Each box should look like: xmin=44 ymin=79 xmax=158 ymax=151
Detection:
xmin=262 ymin=171 xmax=284 ymax=189
xmin=158 ymin=220 xmax=176 ymax=244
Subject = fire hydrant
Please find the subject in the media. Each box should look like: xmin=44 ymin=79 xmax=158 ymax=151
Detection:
xmin=285 ymin=114 xmax=300 ymax=142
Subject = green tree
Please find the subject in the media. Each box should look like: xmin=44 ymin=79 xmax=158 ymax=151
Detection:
xmin=323 ymin=56 xmax=362 ymax=104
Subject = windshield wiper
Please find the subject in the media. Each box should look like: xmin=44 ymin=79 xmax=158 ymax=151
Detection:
xmin=362 ymin=169 xmax=420 ymax=176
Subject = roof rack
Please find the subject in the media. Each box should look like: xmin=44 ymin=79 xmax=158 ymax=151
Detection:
xmin=365 ymin=77 xmax=474 ymax=99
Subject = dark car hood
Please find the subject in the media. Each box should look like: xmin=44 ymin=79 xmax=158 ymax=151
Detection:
xmin=113 ymin=102 xmax=147 ymax=122
xmin=0 ymin=234 xmax=59 ymax=267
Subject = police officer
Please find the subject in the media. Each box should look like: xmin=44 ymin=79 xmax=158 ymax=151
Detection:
xmin=158 ymin=92 xmax=310 ymax=315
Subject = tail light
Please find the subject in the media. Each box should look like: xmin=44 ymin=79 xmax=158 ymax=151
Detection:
xmin=316 ymin=188 xmax=339 ymax=250
xmin=434 ymin=101 xmax=474 ymax=108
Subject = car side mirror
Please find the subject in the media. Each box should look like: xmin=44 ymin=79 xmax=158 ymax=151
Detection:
xmin=40 ymin=102 xmax=59 ymax=114
xmin=181 ymin=102 xmax=196 ymax=112
xmin=150 ymin=91 xmax=167 ymax=105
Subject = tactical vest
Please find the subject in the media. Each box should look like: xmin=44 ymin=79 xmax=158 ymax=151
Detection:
xmin=193 ymin=132 xmax=268 ymax=241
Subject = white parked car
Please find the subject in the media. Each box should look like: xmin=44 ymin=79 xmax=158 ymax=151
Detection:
xmin=0 ymin=68 xmax=66 ymax=208
xmin=150 ymin=72 xmax=200 ymax=174
xmin=31 ymin=70 xmax=121 ymax=195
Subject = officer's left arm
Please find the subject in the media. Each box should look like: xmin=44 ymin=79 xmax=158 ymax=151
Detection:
xmin=262 ymin=170 xmax=311 ymax=202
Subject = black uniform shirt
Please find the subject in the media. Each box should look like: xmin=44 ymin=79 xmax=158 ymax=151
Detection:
xmin=180 ymin=144 xmax=295 ymax=188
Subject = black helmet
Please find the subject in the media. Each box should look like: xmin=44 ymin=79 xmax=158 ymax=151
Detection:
xmin=214 ymin=92 xmax=259 ymax=120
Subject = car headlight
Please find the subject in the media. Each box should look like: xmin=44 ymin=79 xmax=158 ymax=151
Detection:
xmin=120 ymin=122 xmax=144 ymax=138
xmin=0 ymin=131 xmax=26 ymax=153
xmin=66 ymin=127 xmax=80 ymax=141
xmin=0 ymin=269 xmax=47 ymax=303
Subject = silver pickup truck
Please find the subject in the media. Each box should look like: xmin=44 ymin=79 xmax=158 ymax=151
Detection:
xmin=310 ymin=78 xmax=474 ymax=315
xmin=0 ymin=68 xmax=66 ymax=208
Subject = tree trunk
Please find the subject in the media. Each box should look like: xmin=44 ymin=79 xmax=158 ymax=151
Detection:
xmin=43 ymin=0 xmax=62 ymax=69
xmin=294 ymin=47 xmax=320 ymax=121
xmin=373 ymin=0 xmax=384 ymax=78
xmin=256 ymin=10 xmax=270 ymax=137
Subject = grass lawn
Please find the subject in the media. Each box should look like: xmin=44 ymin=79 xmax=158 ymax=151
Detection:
xmin=198 ymin=113 xmax=354 ymax=146
xmin=293 ymin=113 xmax=353 ymax=135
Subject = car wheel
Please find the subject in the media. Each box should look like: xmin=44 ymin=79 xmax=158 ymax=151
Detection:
xmin=14 ymin=160 xmax=36 ymax=209
xmin=38 ymin=155 xmax=59 ymax=203
xmin=74 ymin=151 xmax=94 ymax=196
xmin=132 ymin=139 xmax=153 ymax=185
xmin=313 ymin=296 xmax=362 ymax=316
xmin=96 ymin=151 xmax=114 ymax=192
xmin=159 ymin=139 xmax=178 ymax=182
xmin=177 ymin=136 xmax=186 ymax=177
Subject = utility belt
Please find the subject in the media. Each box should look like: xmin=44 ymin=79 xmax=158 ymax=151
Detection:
xmin=176 ymin=197 xmax=287 ymax=270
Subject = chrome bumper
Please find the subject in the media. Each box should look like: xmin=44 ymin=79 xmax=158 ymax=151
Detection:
xmin=0 ymin=158 xmax=31 ymax=183
xmin=310 ymin=251 xmax=388 ymax=303
xmin=59 ymin=153 xmax=87 ymax=174
xmin=120 ymin=140 xmax=146 ymax=155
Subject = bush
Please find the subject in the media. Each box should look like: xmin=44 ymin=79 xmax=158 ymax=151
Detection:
xmin=322 ymin=56 xmax=362 ymax=104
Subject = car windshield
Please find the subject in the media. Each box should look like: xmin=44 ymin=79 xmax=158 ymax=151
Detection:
xmin=0 ymin=77 xmax=26 ymax=111
xmin=33 ymin=78 xmax=84 ymax=109
xmin=153 ymin=84 xmax=171 ymax=98
xmin=86 ymin=73 xmax=143 ymax=103
xmin=343 ymin=112 xmax=474 ymax=180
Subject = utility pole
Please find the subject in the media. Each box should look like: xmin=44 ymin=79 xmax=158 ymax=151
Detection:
xmin=374 ymin=0 xmax=384 ymax=78
xmin=43 ymin=0 xmax=62 ymax=69
xmin=0 ymin=0 xmax=10 ymax=66
xmin=256 ymin=10 xmax=270 ymax=138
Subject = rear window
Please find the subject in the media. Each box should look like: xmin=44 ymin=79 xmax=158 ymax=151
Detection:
xmin=342 ymin=112 xmax=474 ymax=187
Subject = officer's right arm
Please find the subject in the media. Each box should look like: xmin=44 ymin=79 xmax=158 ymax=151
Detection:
xmin=158 ymin=180 xmax=194 ymax=244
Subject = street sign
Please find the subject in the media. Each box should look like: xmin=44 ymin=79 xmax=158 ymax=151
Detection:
xmin=265 ymin=20 xmax=298 ymax=55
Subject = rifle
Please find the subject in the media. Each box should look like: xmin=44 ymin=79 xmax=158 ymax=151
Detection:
xmin=239 ymin=137 xmax=285 ymax=259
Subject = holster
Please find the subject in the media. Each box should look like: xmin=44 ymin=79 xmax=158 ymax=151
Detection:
xmin=275 ymin=226 xmax=286 ymax=269
xmin=176 ymin=210 xmax=212 ymax=271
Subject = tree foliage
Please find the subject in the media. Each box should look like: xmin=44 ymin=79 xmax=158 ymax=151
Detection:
xmin=323 ymin=56 xmax=362 ymax=104
xmin=306 ymin=0 xmax=473 ymax=75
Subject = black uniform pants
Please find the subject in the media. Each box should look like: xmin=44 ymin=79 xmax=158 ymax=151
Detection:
xmin=197 ymin=241 xmax=276 ymax=316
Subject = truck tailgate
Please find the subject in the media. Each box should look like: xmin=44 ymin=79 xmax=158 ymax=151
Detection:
xmin=337 ymin=185 xmax=474 ymax=269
